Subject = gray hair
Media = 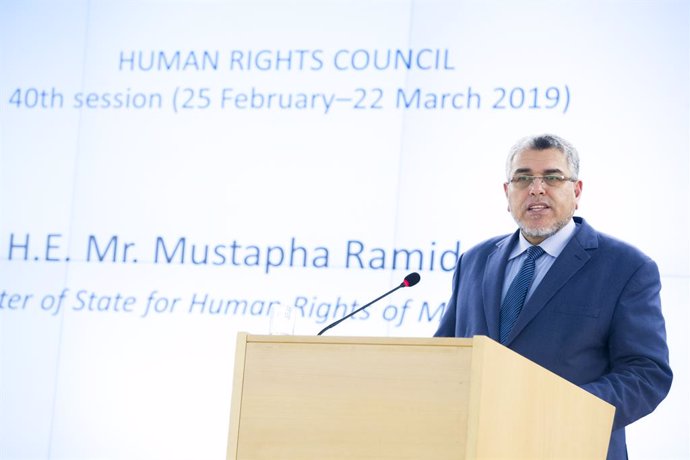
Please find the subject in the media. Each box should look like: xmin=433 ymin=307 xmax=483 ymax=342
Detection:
xmin=505 ymin=134 xmax=580 ymax=180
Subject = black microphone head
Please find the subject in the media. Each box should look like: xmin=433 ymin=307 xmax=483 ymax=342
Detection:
xmin=402 ymin=272 xmax=421 ymax=287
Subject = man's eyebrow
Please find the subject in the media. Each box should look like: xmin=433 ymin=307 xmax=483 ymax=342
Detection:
xmin=512 ymin=167 xmax=564 ymax=175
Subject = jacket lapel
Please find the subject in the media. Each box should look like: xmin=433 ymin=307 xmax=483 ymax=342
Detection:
xmin=483 ymin=233 xmax=516 ymax=341
xmin=504 ymin=218 xmax=598 ymax=345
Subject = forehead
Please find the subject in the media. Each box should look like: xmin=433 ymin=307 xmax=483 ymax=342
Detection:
xmin=510 ymin=148 xmax=569 ymax=173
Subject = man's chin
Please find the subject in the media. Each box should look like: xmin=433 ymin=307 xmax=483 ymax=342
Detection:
xmin=518 ymin=218 xmax=568 ymax=240
xmin=521 ymin=226 xmax=557 ymax=240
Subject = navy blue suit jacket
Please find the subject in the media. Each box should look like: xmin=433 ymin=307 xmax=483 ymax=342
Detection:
xmin=435 ymin=217 xmax=672 ymax=459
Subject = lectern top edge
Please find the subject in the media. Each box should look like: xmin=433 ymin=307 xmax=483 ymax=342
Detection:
xmin=237 ymin=332 xmax=475 ymax=347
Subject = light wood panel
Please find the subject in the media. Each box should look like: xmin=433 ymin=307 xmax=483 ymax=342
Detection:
xmin=466 ymin=336 xmax=615 ymax=459
xmin=228 ymin=335 xmax=473 ymax=460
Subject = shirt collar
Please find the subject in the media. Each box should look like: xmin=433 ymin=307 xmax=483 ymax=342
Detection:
xmin=509 ymin=218 xmax=577 ymax=260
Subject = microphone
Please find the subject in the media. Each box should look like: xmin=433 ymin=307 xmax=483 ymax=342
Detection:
xmin=317 ymin=272 xmax=421 ymax=336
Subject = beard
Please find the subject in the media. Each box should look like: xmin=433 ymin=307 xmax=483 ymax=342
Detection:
xmin=514 ymin=215 xmax=572 ymax=241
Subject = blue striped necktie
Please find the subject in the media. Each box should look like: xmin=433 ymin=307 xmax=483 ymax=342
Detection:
xmin=499 ymin=245 xmax=545 ymax=344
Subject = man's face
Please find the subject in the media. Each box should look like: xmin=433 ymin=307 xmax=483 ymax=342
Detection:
xmin=503 ymin=148 xmax=583 ymax=244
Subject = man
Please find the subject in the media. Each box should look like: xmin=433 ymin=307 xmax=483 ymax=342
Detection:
xmin=435 ymin=134 xmax=672 ymax=459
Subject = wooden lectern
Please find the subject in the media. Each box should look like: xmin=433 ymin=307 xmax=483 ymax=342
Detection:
xmin=227 ymin=334 xmax=614 ymax=459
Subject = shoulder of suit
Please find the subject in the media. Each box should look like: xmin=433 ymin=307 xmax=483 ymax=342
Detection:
xmin=575 ymin=218 xmax=653 ymax=264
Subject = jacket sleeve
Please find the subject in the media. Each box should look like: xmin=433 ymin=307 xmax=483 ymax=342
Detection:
xmin=581 ymin=258 xmax=673 ymax=430
xmin=434 ymin=255 xmax=462 ymax=337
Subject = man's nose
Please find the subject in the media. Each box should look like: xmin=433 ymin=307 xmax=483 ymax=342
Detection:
xmin=529 ymin=178 xmax=547 ymax=194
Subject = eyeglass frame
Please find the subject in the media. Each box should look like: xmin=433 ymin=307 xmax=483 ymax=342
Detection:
xmin=506 ymin=174 xmax=578 ymax=189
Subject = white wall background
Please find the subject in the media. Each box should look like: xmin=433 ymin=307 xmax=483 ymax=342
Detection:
xmin=1 ymin=0 xmax=688 ymax=458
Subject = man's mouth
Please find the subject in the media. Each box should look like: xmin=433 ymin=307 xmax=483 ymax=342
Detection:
xmin=527 ymin=203 xmax=550 ymax=211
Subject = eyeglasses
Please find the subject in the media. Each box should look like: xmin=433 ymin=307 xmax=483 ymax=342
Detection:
xmin=508 ymin=175 xmax=577 ymax=189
